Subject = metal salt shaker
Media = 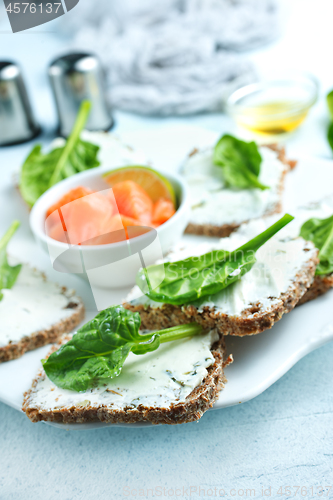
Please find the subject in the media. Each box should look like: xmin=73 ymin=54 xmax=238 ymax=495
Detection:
xmin=0 ymin=61 xmax=40 ymax=147
xmin=48 ymin=53 xmax=114 ymax=137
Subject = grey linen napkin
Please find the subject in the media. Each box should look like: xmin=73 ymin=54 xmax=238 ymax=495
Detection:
xmin=63 ymin=0 xmax=279 ymax=115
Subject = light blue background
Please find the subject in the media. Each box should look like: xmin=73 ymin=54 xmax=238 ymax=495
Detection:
xmin=2 ymin=345 xmax=333 ymax=499
xmin=1 ymin=1 xmax=332 ymax=498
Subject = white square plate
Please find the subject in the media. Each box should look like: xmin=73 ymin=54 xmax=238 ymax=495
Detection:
xmin=1 ymin=125 xmax=332 ymax=429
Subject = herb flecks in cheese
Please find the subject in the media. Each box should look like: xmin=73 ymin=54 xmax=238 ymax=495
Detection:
xmin=27 ymin=330 xmax=219 ymax=411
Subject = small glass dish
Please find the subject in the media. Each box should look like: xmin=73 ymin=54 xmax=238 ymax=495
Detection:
xmin=226 ymin=72 xmax=319 ymax=139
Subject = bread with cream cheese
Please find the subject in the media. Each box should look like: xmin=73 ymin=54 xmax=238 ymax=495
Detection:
xmin=124 ymin=221 xmax=318 ymax=336
xmin=23 ymin=333 xmax=230 ymax=425
xmin=184 ymin=144 xmax=296 ymax=238
xmin=0 ymin=264 xmax=84 ymax=363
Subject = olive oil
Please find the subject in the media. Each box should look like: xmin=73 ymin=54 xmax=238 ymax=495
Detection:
xmin=234 ymin=100 xmax=310 ymax=136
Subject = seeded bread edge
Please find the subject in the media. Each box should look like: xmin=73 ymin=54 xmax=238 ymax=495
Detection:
xmin=124 ymin=247 xmax=318 ymax=337
xmin=22 ymin=337 xmax=229 ymax=425
xmin=298 ymin=273 xmax=333 ymax=306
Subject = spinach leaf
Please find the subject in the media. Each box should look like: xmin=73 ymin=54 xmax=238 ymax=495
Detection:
xmin=20 ymin=101 xmax=100 ymax=207
xmin=213 ymin=134 xmax=269 ymax=190
xmin=300 ymin=214 xmax=333 ymax=275
xmin=327 ymin=122 xmax=333 ymax=152
xmin=327 ymin=89 xmax=333 ymax=121
xmin=42 ymin=305 xmax=203 ymax=392
xmin=326 ymin=90 xmax=333 ymax=152
xmin=137 ymin=214 xmax=294 ymax=306
xmin=0 ymin=221 xmax=22 ymax=301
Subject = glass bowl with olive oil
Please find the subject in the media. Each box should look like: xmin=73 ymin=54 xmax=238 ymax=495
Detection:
xmin=226 ymin=73 xmax=318 ymax=140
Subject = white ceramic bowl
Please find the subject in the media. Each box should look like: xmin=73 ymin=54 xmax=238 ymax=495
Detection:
xmin=30 ymin=166 xmax=190 ymax=289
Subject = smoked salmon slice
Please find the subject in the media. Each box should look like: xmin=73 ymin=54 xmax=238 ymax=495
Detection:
xmin=152 ymin=198 xmax=176 ymax=225
xmin=49 ymin=191 xmax=114 ymax=245
xmin=81 ymin=215 xmax=151 ymax=245
xmin=46 ymin=186 xmax=95 ymax=231
xmin=46 ymin=187 xmax=93 ymax=219
xmin=112 ymin=181 xmax=153 ymax=225
xmin=46 ymin=176 xmax=175 ymax=246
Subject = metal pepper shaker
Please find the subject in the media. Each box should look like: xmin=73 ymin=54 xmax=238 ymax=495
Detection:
xmin=48 ymin=52 xmax=114 ymax=137
xmin=0 ymin=61 xmax=40 ymax=147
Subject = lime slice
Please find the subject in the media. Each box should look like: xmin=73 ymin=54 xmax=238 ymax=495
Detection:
xmin=103 ymin=166 xmax=176 ymax=205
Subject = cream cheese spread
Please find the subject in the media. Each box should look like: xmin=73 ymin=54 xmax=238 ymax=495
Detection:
xmin=27 ymin=329 xmax=219 ymax=411
xmin=127 ymin=212 xmax=318 ymax=317
xmin=264 ymin=196 xmax=333 ymax=240
xmin=183 ymin=146 xmax=286 ymax=226
xmin=0 ymin=263 xmax=81 ymax=347
xmin=233 ymin=196 xmax=333 ymax=249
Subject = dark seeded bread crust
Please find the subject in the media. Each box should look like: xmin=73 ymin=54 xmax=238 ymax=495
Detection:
xmin=23 ymin=338 xmax=228 ymax=425
xmin=185 ymin=145 xmax=296 ymax=238
xmin=266 ymin=144 xmax=298 ymax=171
xmin=185 ymin=221 xmax=250 ymax=239
xmin=125 ymin=250 xmax=318 ymax=337
xmin=0 ymin=299 xmax=85 ymax=363
xmin=298 ymin=273 xmax=333 ymax=306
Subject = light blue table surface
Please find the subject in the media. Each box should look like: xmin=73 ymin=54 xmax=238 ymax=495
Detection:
xmin=1 ymin=1 xmax=333 ymax=498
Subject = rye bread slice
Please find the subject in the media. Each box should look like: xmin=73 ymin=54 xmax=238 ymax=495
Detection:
xmin=124 ymin=228 xmax=318 ymax=336
xmin=23 ymin=334 xmax=229 ymax=425
xmin=298 ymin=273 xmax=333 ymax=305
xmin=296 ymin=197 xmax=333 ymax=305
xmin=277 ymin=196 xmax=333 ymax=306
xmin=184 ymin=144 xmax=296 ymax=238
xmin=125 ymin=251 xmax=316 ymax=337
xmin=0 ymin=264 xmax=85 ymax=363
